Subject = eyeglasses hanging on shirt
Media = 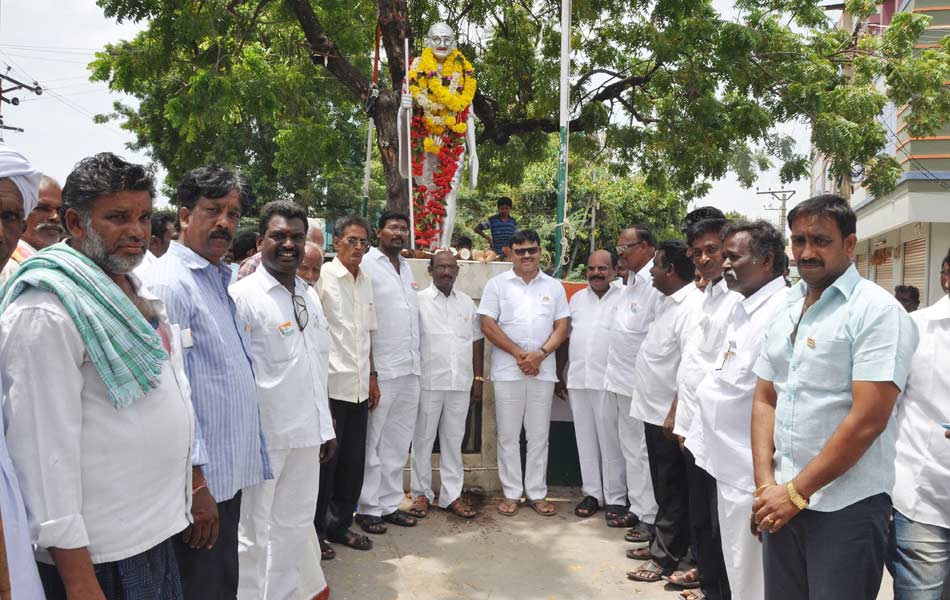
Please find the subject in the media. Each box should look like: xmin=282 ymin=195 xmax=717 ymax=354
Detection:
xmin=292 ymin=294 xmax=309 ymax=331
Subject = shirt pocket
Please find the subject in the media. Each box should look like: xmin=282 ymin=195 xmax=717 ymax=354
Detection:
xmin=699 ymin=316 xmax=726 ymax=353
xmin=797 ymin=338 xmax=852 ymax=392
xmin=621 ymin=301 xmax=651 ymax=333
xmin=261 ymin=318 xmax=298 ymax=364
xmin=364 ymin=302 xmax=378 ymax=331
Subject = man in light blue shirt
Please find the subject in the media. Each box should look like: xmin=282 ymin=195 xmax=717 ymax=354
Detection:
xmin=144 ymin=165 xmax=270 ymax=600
xmin=750 ymin=194 xmax=918 ymax=600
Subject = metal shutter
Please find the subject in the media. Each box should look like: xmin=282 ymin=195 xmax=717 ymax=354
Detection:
xmin=875 ymin=255 xmax=894 ymax=294
xmin=902 ymin=237 xmax=929 ymax=305
xmin=856 ymin=253 xmax=869 ymax=278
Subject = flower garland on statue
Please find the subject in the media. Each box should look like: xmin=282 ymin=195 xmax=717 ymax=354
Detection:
xmin=407 ymin=47 xmax=476 ymax=247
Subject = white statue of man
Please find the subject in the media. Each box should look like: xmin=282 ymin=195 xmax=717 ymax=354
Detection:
xmin=399 ymin=22 xmax=478 ymax=249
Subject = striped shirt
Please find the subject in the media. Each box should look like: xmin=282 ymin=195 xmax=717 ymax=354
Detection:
xmin=476 ymin=214 xmax=518 ymax=255
xmin=143 ymin=241 xmax=271 ymax=502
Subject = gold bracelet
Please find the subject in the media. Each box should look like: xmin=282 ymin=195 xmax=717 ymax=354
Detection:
xmin=754 ymin=483 xmax=776 ymax=498
xmin=474 ymin=376 xmax=486 ymax=382
xmin=786 ymin=481 xmax=809 ymax=510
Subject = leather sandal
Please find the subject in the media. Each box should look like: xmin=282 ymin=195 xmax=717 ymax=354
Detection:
xmin=528 ymin=498 xmax=558 ymax=516
xmin=497 ymin=498 xmax=520 ymax=516
xmin=408 ymin=495 xmax=430 ymax=518
xmin=626 ymin=546 xmax=652 ymax=560
xmin=445 ymin=497 xmax=477 ymax=518
xmin=574 ymin=495 xmax=599 ymax=518
xmin=627 ymin=560 xmax=671 ymax=583
xmin=354 ymin=514 xmax=387 ymax=535
xmin=381 ymin=510 xmax=418 ymax=527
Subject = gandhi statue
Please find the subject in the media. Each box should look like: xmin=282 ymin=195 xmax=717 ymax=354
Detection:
xmin=399 ymin=22 xmax=478 ymax=249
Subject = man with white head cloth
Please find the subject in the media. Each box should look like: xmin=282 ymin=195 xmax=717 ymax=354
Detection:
xmin=0 ymin=143 xmax=44 ymax=598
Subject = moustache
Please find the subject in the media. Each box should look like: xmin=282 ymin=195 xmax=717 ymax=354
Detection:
xmin=798 ymin=259 xmax=824 ymax=267
xmin=36 ymin=223 xmax=65 ymax=234
xmin=590 ymin=276 xmax=605 ymax=281
xmin=209 ymin=229 xmax=233 ymax=242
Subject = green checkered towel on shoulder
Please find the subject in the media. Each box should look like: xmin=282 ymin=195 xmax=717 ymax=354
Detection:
xmin=0 ymin=242 xmax=168 ymax=409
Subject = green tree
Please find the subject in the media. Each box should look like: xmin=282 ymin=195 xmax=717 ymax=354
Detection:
xmin=92 ymin=0 xmax=950 ymax=215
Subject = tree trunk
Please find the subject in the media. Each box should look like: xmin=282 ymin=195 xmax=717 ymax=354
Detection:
xmin=374 ymin=89 xmax=409 ymax=213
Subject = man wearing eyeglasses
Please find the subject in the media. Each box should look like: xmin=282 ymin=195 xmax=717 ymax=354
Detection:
xmin=230 ymin=201 xmax=337 ymax=599
xmin=356 ymin=211 xmax=423 ymax=533
xmin=478 ymin=230 xmax=569 ymax=517
xmin=313 ymin=215 xmax=377 ymax=557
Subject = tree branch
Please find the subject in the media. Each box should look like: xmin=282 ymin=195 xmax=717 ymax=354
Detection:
xmin=377 ymin=0 xmax=413 ymax=88
xmin=475 ymin=63 xmax=661 ymax=143
xmin=284 ymin=0 xmax=370 ymax=100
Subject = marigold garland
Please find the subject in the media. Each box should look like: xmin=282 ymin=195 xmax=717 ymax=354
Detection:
xmin=406 ymin=47 xmax=476 ymax=248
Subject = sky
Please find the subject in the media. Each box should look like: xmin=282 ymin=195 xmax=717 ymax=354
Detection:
xmin=0 ymin=1 xmax=814 ymax=230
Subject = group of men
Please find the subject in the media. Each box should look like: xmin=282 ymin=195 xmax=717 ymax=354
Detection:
xmin=0 ymin=139 xmax=947 ymax=600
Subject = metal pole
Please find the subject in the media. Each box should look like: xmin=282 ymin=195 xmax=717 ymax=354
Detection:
xmin=362 ymin=118 xmax=374 ymax=218
xmin=553 ymin=0 xmax=571 ymax=277
xmin=404 ymin=38 xmax=416 ymax=250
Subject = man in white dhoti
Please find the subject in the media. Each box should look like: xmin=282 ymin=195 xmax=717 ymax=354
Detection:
xmin=408 ymin=250 xmax=483 ymax=519
xmin=232 ymin=201 xmax=336 ymax=600
xmin=566 ymin=250 xmax=627 ymax=521
xmin=695 ymin=220 xmax=787 ymax=600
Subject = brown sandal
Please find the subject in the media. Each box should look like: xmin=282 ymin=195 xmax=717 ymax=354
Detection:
xmin=497 ymin=498 xmax=520 ymax=516
xmin=408 ymin=495 xmax=430 ymax=518
xmin=445 ymin=497 xmax=477 ymax=518
xmin=528 ymin=499 xmax=558 ymax=516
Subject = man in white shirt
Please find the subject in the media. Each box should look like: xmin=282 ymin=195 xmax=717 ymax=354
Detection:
xmin=890 ymin=249 xmax=950 ymax=599
xmin=1 ymin=153 xmax=194 ymax=599
xmin=0 ymin=143 xmax=46 ymax=599
xmin=314 ymin=215 xmax=377 ymax=556
xmin=605 ymin=226 xmax=661 ymax=543
xmin=627 ymin=240 xmax=703 ymax=584
xmin=694 ymin=220 xmax=788 ymax=600
xmin=566 ymin=250 xmax=627 ymax=520
xmin=231 ymin=201 xmax=337 ymax=599
xmin=409 ymin=250 xmax=484 ymax=519
xmin=478 ymin=230 xmax=569 ymax=517
xmin=669 ymin=215 xmax=743 ymax=598
xmin=356 ymin=211 xmax=423 ymax=532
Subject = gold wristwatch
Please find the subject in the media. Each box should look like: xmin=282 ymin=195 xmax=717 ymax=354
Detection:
xmin=786 ymin=481 xmax=809 ymax=510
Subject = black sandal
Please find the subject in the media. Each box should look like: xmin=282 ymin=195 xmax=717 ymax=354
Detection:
xmin=319 ymin=538 xmax=336 ymax=560
xmin=607 ymin=511 xmax=639 ymax=528
xmin=354 ymin=514 xmax=388 ymax=534
xmin=325 ymin=529 xmax=373 ymax=551
xmin=625 ymin=522 xmax=655 ymax=543
xmin=604 ymin=504 xmax=627 ymax=522
xmin=574 ymin=495 xmax=600 ymax=518
xmin=626 ymin=546 xmax=652 ymax=560
xmin=381 ymin=510 xmax=418 ymax=527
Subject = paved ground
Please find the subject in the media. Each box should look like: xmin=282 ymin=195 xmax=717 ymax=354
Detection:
xmin=311 ymin=487 xmax=894 ymax=600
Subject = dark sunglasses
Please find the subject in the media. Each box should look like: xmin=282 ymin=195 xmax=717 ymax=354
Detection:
xmin=513 ymin=246 xmax=540 ymax=256
xmin=292 ymin=294 xmax=309 ymax=331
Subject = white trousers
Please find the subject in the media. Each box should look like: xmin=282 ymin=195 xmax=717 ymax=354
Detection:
xmin=410 ymin=389 xmax=470 ymax=507
xmin=613 ymin=391 xmax=658 ymax=524
xmin=238 ymin=446 xmax=322 ymax=600
xmin=359 ymin=373 xmax=421 ymax=516
xmin=717 ymin=480 xmax=764 ymax=600
xmin=494 ymin=379 xmax=555 ymax=500
xmin=569 ymin=388 xmax=627 ymax=506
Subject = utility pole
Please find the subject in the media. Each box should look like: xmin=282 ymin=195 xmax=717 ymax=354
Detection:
xmin=757 ymin=188 xmax=795 ymax=233
xmin=0 ymin=70 xmax=43 ymax=138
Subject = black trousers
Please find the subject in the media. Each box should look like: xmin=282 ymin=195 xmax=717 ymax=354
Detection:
xmin=644 ymin=422 xmax=692 ymax=571
xmin=686 ymin=449 xmax=730 ymax=600
xmin=315 ymin=398 xmax=369 ymax=539
xmin=174 ymin=491 xmax=242 ymax=600
xmin=763 ymin=492 xmax=890 ymax=600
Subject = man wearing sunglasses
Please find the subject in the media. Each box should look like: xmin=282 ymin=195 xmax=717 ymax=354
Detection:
xmin=230 ymin=201 xmax=337 ymax=599
xmin=478 ymin=230 xmax=569 ymax=517
xmin=356 ymin=211 xmax=423 ymax=533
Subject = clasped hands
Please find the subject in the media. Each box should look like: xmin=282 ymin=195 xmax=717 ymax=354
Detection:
xmin=750 ymin=482 xmax=801 ymax=537
xmin=516 ymin=348 xmax=545 ymax=377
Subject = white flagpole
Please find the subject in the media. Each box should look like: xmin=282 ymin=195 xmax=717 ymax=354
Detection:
xmin=404 ymin=38 xmax=416 ymax=250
